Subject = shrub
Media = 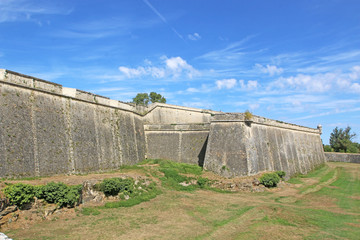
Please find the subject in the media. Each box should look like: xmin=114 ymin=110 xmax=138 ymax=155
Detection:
xmin=197 ymin=177 xmax=211 ymax=189
xmin=3 ymin=183 xmax=35 ymax=209
xmin=260 ymin=173 xmax=280 ymax=188
xmin=99 ymin=178 xmax=134 ymax=196
xmin=244 ymin=110 xmax=253 ymax=121
xmin=35 ymin=182 xmax=82 ymax=207
xmin=323 ymin=145 xmax=333 ymax=152
xmin=4 ymin=182 xmax=82 ymax=208
xmin=275 ymin=171 xmax=286 ymax=179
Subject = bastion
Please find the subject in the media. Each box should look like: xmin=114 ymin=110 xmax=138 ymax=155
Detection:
xmin=0 ymin=69 xmax=325 ymax=178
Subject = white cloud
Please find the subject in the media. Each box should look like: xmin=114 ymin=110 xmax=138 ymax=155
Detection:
xmin=255 ymin=64 xmax=284 ymax=76
xmin=186 ymin=87 xmax=200 ymax=93
xmin=216 ymin=78 xmax=237 ymax=89
xmin=238 ymin=79 xmax=259 ymax=90
xmin=349 ymin=65 xmax=360 ymax=80
xmin=351 ymin=83 xmax=360 ymax=92
xmin=197 ymin=35 xmax=255 ymax=64
xmin=271 ymin=66 xmax=360 ymax=93
xmin=214 ymin=79 xmax=259 ymax=91
xmin=119 ymin=66 xmax=165 ymax=78
xmin=165 ymin=57 xmax=186 ymax=70
xmin=188 ymin=33 xmax=201 ymax=41
xmin=118 ymin=56 xmax=199 ymax=80
xmin=249 ymin=103 xmax=260 ymax=110
xmin=0 ymin=0 xmax=72 ymax=23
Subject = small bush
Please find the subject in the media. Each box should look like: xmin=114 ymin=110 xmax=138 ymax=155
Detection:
xmin=275 ymin=171 xmax=286 ymax=179
xmin=260 ymin=173 xmax=280 ymax=188
xmin=244 ymin=110 xmax=253 ymax=121
xmin=323 ymin=145 xmax=333 ymax=152
xmin=4 ymin=183 xmax=35 ymax=209
xmin=99 ymin=178 xmax=134 ymax=197
xmin=35 ymin=182 xmax=82 ymax=207
xmin=197 ymin=177 xmax=211 ymax=189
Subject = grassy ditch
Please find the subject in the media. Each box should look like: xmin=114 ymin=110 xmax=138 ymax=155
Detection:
xmin=3 ymin=162 xmax=360 ymax=240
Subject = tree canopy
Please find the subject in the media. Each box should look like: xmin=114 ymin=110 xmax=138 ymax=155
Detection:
xmin=132 ymin=92 xmax=166 ymax=106
xmin=149 ymin=92 xmax=166 ymax=104
xmin=132 ymin=93 xmax=150 ymax=106
xmin=329 ymin=126 xmax=358 ymax=153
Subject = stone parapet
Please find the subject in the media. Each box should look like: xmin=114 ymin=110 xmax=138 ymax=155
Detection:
xmin=211 ymin=113 xmax=321 ymax=134
xmin=144 ymin=124 xmax=210 ymax=131
xmin=325 ymin=152 xmax=360 ymax=163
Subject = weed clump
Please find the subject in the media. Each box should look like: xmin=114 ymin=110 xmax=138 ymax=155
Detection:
xmin=260 ymin=172 xmax=280 ymax=188
xmin=98 ymin=178 xmax=134 ymax=197
xmin=244 ymin=110 xmax=253 ymax=121
xmin=197 ymin=177 xmax=211 ymax=189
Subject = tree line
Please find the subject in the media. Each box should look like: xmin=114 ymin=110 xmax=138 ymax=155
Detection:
xmin=324 ymin=126 xmax=359 ymax=153
xmin=132 ymin=92 xmax=166 ymax=106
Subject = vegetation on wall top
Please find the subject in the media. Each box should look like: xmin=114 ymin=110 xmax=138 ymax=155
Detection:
xmin=132 ymin=92 xmax=166 ymax=106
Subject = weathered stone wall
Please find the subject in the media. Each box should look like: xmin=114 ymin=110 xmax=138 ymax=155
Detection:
xmin=143 ymin=103 xmax=215 ymax=124
xmin=325 ymin=152 xmax=360 ymax=163
xmin=0 ymin=69 xmax=145 ymax=177
xmin=144 ymin=124 xmax=209 ymax=166
xmin=204 ymin=113 xmax=325 ymax=178
xmin=0 ymin=69 xmax=327 ymax=179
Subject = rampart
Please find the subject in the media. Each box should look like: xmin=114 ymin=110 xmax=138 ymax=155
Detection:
xmin=204 ymin=114 xmax=325 ymax=178
xmin=0 ymin=69 xmax=146 ymax=177
xmin=0 ymin=69 xmax=325 ymax=178
xmin=325 ymin=152 xmax=360 ymax=164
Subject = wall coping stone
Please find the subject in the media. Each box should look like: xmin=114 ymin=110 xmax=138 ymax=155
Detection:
xmin=211 ymin=113 xmax=321 ymax=134
xmin=144 ymin=124 xmax=210 ymax=131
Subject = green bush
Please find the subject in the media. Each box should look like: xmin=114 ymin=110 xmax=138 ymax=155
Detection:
xmin=347 ymin=143 xmax=359 ymax=153
xmin=323 ymin=145 xmax=333 ymax=152
xmin=244 ymin=110 xmax=253 ymax=121
xmin=197 ymin=177 xmax=211 ymax=189
xmin=260 ymin=173 xmax=280 ymax=188
xmin=99 ymin=178 xmax=134 ymax=196
xmin=3 ymin=183 xmax=35 ymax=209
xmin=35 ymin=182 xmax=82 ymax=207
xmin=275 ymin=171 xmax=286 ymax=179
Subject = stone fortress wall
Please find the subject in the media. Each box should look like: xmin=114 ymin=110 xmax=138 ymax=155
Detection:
xmin=204 ymin=114 xmax=325 ymax=178
xmin=0 ymin=69 xmax=325 ymax=178
xmin=325 ymin=152 xmax=360 ymax=164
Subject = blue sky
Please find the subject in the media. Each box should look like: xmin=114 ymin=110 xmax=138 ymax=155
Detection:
xmin=1 ymin=0 xmax=360 ymax=144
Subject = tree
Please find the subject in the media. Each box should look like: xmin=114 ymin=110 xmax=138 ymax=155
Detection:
xmin=149 ymin=92 xmax=166 ymax=104
xmin=323 ymin=145 xmax=333 ymax=152
xmin=132 ymin=92 xmax=166 ymax=106
xmin=132 ymin=93 xmax=149 ymax=106
xmin=347 ymin=143 xmax=359 ymax=153
xmin=329 ymin=127 xmax=357 ymax=153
